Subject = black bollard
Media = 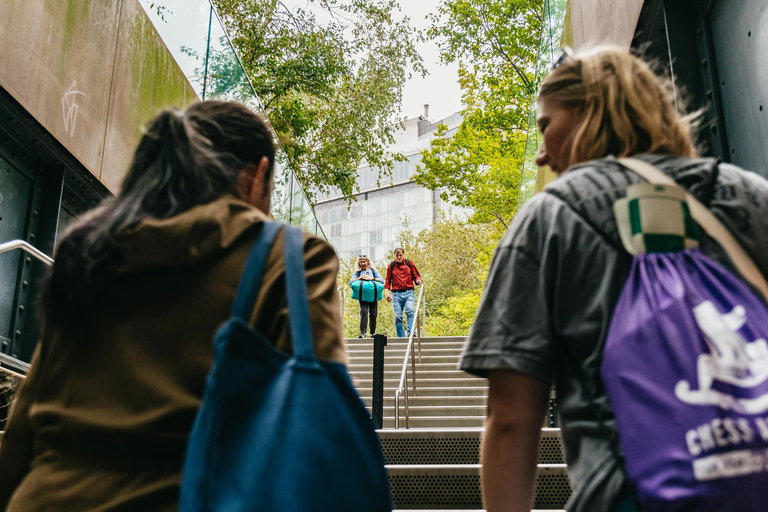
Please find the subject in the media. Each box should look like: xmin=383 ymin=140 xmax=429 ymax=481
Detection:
xmin=372 ymin=334 xmax=387 ymax=429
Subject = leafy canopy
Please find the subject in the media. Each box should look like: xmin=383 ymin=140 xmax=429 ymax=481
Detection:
xmin=212 ymin=0 xmax=425 ymax=201
xmin=414 ymin=0 xmax=544 ymax=229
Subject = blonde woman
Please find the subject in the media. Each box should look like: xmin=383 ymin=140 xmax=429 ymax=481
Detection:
xmin=460 ymin=47 xmax=768 ymax=512
xmin=350 ymin=255 xmax=384 ymax=338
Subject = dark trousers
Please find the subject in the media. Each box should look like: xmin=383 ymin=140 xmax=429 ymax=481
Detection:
xmin=359 ymin=300 xmax=378 ymax=335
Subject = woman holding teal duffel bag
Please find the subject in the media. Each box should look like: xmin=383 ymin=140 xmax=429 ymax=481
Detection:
xmin=350 ymin=255 xmax=384 ymax=338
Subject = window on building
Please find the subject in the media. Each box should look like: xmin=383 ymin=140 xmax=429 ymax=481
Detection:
xmin=369 ymin=230 xmax=382 ymax=245
xmin=330 ymin=223 xmax=343 ymax=238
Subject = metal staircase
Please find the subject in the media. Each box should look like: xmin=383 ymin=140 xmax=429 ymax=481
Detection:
xmin=347 ymin=335 xmax=572 ymax=511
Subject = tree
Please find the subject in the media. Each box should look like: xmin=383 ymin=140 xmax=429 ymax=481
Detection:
xmin=211 ymin=0 xmax=425 ymax=201
xmin=414 ymin=0 xmax=544 ymax=229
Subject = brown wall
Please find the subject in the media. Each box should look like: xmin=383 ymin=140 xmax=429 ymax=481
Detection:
xmin=562 ymin=0 xmax=645 ymax=50
xmin=0 ymin=0 xmax=197 ymax=194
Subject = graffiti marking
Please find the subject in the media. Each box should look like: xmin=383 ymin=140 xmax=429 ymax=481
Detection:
xmin=62 ymin=82 xmax=86 ymax=138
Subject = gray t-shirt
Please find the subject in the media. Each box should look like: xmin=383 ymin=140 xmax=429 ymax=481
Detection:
xmin=460 ymin=154 xmax=768 ymax=512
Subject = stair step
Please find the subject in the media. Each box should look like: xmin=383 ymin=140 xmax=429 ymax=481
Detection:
xmin=363 ymin=396 xmax=488 ymax=407
xmin=381 ymin=416 xmax=486 ymax=428
xmin=347 ymin=350 xmax=464 ymax=359
xmin=380 ymin=405 xmax=486 ymax=417
xmin=355 ymin=378 xmax=487 ymax=388
xmin=387 ymin=464 xmax=570 ymax=510
xmin=348 ymin=355 xmax=464 ymax=364
xmin=376 ymin=428 xmax=564 ymax=465
xmin=346 ymin=341 xmax=467 ymax=349
xmin=349 ymin=371 xmax=476 ymax=380
xmin=345 ymin=336 xmax=468 ymax=343
xmin=348 ymin=362 xmax=461 ymax=370
xmin=357 ymin=386 xmax=488 ymax=397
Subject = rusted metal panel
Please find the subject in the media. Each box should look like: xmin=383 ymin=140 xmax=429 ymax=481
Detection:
xmin=0 ymin=0 xmax=199 ymax=194
xmin=0 ymin=0 xmax=122 ymax=176
xmin=100 ymin=0 xmax=198 ymax=193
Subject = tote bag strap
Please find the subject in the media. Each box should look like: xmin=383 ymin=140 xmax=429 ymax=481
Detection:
xmin=283 ymin=225 xmax=315 ymax=359
xmin=618 ymin=157 xmax=768 ymax=303
xmin=231 ymin=221 xmax=285 ymax=322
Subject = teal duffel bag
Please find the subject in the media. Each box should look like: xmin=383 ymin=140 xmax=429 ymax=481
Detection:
xmin=351 ymin=280 xmax=384 ymax=302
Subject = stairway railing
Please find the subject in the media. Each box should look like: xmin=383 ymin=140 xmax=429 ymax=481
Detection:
xmin=394 ymin=284 xmax=426 ymax=429
xmin=0 ymin=239 xmax=54 ymax=266
xmin=0 ymin=240 xmax=48 ymax=438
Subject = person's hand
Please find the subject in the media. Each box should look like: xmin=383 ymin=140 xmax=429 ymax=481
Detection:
xmin=385 ymin=290 xmax=392 ymax=303
xmin=364 ymin=274 xmax=373 ymax=280
xmin=416 ymin=278 xmax=423 ymax=286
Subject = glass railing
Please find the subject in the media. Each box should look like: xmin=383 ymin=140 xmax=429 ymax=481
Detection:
xmin=518 ymin=0 xmax=568 ymax=207
xmin=138 ymin=0 xmax=324 ymax=238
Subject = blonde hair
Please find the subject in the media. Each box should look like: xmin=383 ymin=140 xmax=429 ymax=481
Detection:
xmin=355 ymin=256 xmax=371 ymax=272
xmin=539 ymin=47 xmax=699 ymax=166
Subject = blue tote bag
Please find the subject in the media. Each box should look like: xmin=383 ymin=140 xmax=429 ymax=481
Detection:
xmin=180 ymin=222 xmax=392 ymax=512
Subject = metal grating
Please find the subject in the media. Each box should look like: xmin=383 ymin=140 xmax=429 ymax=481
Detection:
xmin=539 ymin=434 xmax=565 ymax=464
xmin=388 ymin=470 xmax=571 ymax=509
xmin=383 ymin=437 xmax=480 ymax=465
xmin=390 ymin=473 xmax=482 ymax=509
xmin=533 ymin=472 xmax=572 ymax=510
xmin=381 ymin=431 xmax=564 ymax=465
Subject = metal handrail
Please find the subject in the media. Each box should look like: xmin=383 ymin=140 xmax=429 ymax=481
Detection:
xmin=0 ymin=240 xmax=54 ymax=266
xmin=394 ymin=283 xmax=426 ymax=429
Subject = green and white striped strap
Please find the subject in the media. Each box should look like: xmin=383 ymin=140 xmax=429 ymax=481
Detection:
xmin=618 ymin=157 xmax=768 ymax=303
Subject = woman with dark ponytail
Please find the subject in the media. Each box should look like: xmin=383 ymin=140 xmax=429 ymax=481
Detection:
xmin=0 ymin=101 xmax=345 ymax=511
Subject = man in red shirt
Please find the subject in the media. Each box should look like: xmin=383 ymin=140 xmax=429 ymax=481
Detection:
xmin=384 ymin=247 xmax=423 ymax=338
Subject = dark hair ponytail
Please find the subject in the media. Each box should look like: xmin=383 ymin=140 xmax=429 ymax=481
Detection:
xmin=46 ymin=100 xmax=275 ymax=323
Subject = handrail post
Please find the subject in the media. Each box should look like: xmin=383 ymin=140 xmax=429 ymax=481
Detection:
xmin=371 ymin=334 xmax=387 ymax=429
xmin=403 ymin=369 xmax=409 ymax=429
xmin=417 ymin=315 xmax=422 ymax=364
xmin=410 ymin=335 xmax=417 ymax=397
xmin=394 ymin=390 xmax=400 ymax=429
xmin=422 ymin=285 xmax=426 ymax=337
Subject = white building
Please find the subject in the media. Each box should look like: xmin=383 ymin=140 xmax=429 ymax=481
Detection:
xmin=314 ymin=107 xmax=463 ymax=261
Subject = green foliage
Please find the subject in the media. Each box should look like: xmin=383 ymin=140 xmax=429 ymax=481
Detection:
xmin=415 ymin=0 xmax=545 ymax=229
xmin=337 ymin=217 xmax=498 ymax=339
xmin=212 ymin=0 xmax=425 ymax=201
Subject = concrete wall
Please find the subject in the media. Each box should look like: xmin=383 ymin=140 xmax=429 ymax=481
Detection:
xmin=562 ymin=0 xmax=645 ymax=50
xmin=0 ymin=0 xmax=197 ymax=194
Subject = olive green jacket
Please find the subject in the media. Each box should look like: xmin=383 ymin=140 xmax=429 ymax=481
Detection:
xmin=0 ymin=196 xmax=345 ymax=511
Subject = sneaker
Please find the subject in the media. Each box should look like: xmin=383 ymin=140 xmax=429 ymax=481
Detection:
xmin=358 ymin=333 xmax=365 ymax=338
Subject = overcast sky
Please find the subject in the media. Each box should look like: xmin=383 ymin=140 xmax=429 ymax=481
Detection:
xmin=397 ymin=0 xmax=463 ymax=122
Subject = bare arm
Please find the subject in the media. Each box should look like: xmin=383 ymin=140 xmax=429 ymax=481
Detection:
xmin=482 ymin=370 xmax=550 ymax=512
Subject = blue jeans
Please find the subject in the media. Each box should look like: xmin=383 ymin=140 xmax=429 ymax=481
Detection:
xmin=392 ymin=289 xmax=415 ymax=338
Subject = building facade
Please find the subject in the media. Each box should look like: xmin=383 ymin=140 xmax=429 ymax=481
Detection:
xmin=314 ymin=108 xmax=464 ymax=262
xmin=0 ymin=0 xmax=322 ymax=369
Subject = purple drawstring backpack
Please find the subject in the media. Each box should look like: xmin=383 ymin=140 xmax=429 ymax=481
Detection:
xmin=602 ymin=158 xmax=768 ymax=512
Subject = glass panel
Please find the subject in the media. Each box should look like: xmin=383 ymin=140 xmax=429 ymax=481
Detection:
xmin=519 ymin=0 xmax=568 ymax=207
xmin=270 ymin=157 xmax=291 ymax=222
